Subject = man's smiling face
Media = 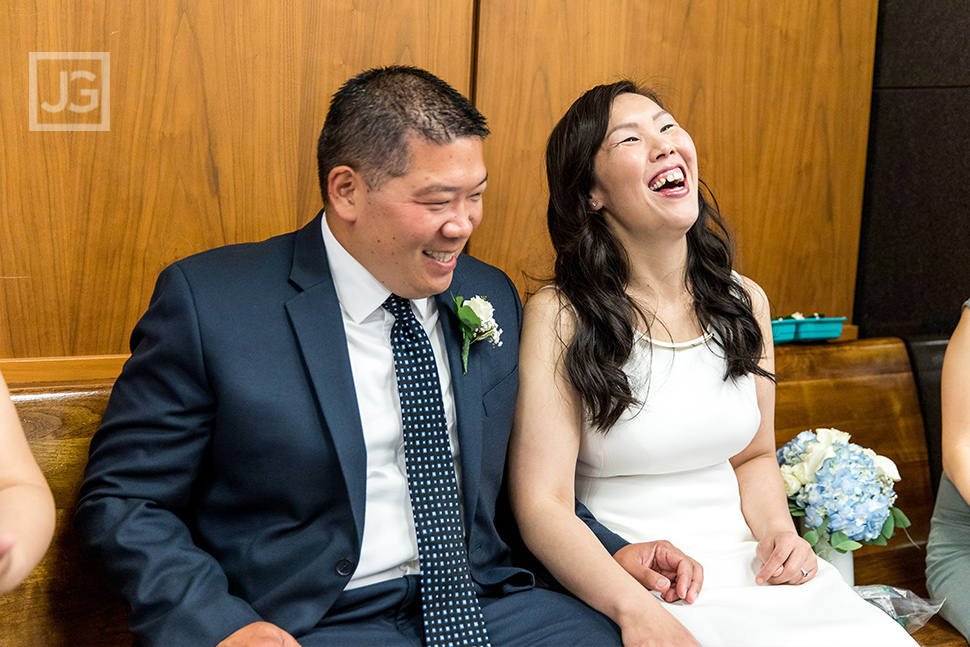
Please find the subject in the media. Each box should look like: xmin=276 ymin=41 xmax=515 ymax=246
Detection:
xmin=343 ymin=135 xmax=487 ymax=299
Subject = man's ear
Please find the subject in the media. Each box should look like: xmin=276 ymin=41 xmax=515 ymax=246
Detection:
xmin=328 ymin=165 xmax=365 ymax=222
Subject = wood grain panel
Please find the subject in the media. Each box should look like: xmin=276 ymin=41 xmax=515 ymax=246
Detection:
xmin=472 ymin=0 xmax=878 ymax=321
xmin=0 ymin=0 xmax=474 ymax=358
xmin=0 ymin=354 xmax=128 ymax=384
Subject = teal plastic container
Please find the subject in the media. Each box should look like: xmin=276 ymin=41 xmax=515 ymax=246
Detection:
xmin=792 ymin=317 xmax=846 ymax=341
xmin=771 ymin=319 xmax=797 ymax=344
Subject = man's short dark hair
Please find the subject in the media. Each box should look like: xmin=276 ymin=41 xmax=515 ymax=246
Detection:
xmin=317 ymin=65 xmax=489 ymax=203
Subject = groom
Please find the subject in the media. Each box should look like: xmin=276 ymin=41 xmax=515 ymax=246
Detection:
xmin=76 ymin=66 xmax=696 ymax=647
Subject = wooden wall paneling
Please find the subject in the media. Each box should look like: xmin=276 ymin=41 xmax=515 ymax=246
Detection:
xmin=0 ymin=1 xmax=301 ymax=358
xmin=0 ymin=0 xmax=475 ymax=359
xmin=294 ymin=0 xmax=477 ymax=244
xmin=472 ymin=0 xmax=878 ymax=321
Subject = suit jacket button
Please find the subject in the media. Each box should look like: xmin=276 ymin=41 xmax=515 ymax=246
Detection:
xmin=335 ymin=559 xmax=354 ymax=576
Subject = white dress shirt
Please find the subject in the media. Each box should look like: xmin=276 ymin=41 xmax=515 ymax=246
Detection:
xmin=320 ymin=215 xmax=461 ymax=590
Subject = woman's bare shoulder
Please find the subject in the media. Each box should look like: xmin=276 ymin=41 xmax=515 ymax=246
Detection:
xmin=523 ymin=285 xmax=578 ymax=342
xmin=735 ymin=273 xmax=770 ymax=316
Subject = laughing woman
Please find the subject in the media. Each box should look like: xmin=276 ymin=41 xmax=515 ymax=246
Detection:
xmin=507 ymin=81 xmax=916 ymax=646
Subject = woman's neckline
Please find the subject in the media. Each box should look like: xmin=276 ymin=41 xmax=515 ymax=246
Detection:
xmin=635 ymin=329 xmax=713 ymax=349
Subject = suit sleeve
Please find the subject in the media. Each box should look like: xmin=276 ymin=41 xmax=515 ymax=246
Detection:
xmin=575 ymin=500 xmax=629 ymax=555
xmin=75 ymin=264 xmax=262 ymax=647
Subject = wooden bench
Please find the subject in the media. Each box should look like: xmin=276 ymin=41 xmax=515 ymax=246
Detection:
xmin=775 ymin=337 xmax=966 ymax=646
xmin=1 ymin=341 xmax=966 ymax=646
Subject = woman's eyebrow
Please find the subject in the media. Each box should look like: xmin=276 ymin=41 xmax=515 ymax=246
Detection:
xmin=605 ymin=111 xmax=670 ymax=138
xmin=605 ymin=122 xmax=638 ymax=138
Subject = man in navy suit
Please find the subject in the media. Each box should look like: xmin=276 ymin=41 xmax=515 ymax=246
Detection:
xmin=77 ymin=66 xmax=697 ymax=647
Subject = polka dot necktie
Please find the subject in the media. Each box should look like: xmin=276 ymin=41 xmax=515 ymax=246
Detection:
xmin=382 ymin=294 xmax=491 ymax=647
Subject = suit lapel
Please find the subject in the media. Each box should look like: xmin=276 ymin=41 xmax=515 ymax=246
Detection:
xmin=285 ymin=219 xmax=484 ymax=544
xmin=436 ymin=277 xmax=484 ymax=532
xmin=286 ymin=212 xmax=366 ymax=541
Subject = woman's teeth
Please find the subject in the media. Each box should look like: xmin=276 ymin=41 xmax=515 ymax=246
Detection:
xmin=649 ymin=167 xmax=685 ymax=191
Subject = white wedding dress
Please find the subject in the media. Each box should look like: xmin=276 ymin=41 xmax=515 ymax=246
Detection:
xmin=575 ymin=332 xmax=916 ymax=646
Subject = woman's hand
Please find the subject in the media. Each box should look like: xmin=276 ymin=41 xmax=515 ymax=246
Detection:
xmin=754 ymin=530 xmax=817 ymax=585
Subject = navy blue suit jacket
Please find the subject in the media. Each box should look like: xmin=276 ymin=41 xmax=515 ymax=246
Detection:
xmin=76 ymin=214 xmax=545 ymax=646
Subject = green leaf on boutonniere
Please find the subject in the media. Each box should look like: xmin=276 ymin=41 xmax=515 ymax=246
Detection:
xmin=453 ymin=295 xmax=477 ymax=373
xmin=453 ymin=295 xmax=482 ymax=333
xmin=460 ymin=335 xmax=472 ymax=375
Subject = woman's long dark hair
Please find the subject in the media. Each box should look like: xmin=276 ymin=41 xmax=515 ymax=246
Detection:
xmin=546 ymin=80 xmax=771 ymax=432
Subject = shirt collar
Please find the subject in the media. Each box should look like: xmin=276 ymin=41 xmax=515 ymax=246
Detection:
xmin=321 ymin=214 xmax=435 ymax=324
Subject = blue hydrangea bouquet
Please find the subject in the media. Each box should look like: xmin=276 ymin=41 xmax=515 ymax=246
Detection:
xmin=777 ymin=428 xmax=912 ymax=559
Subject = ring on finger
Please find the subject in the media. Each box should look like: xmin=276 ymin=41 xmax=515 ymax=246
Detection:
xmin=800 ymin=568 xmax=809 ymax=578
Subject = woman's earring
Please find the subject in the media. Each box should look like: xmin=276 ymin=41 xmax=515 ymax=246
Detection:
xmin=591 ymin=201 xmax=598 ymax=208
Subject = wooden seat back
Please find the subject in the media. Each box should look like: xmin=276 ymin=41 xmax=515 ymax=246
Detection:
xmin=774 ymin=338 xmax=968 ymax=646
xmin=774 ymin=337 xmax=935 ymax=555
xmin=2 ymin=344 xmax=964 ymax=646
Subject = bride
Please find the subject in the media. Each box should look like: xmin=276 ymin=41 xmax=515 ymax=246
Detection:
xmin=507 ymin=80 xmax=916 ymax=647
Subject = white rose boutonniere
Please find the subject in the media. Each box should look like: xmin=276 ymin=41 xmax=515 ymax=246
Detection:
xmin=452 ymin=294 xmax=503 ymax=374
